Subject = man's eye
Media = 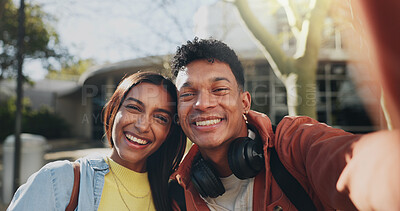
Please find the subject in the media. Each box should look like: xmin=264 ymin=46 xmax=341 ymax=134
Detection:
xmin=213 ymin=88 xmax=229 ymax=94
xmin=179 ymin=92 xmax=195 ymax=98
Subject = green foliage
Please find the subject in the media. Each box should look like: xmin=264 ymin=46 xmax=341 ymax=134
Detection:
xmin=46 ymin=58 xmax=96 ymax=80
xmin=0 ymin=97 xmax=70 ymax=142
xmin=0 ymin=0 xmax=69 ymax=79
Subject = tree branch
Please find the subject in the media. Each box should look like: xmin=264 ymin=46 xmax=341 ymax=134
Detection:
xmin=295 ymin=0 xmax=331 ymax=62
xmin=277 ymin=0 xmax=302 ymax=39
xmin=158 ymin=1 xmax=188 ymax=41
xmin=234 ymin=0 xmax=291 ymax=77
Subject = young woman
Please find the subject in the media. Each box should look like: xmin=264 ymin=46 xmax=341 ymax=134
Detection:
xmin=7 ymin=72 xmax=187 ymax=211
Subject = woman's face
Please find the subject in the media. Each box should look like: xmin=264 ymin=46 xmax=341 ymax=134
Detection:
xmin=110 ymin=82 xmax=175 ymax=172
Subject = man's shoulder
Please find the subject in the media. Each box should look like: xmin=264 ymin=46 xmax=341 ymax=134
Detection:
xmin=276 ymin=115 xmax=332 ymax=134
xmin=279 ymin=115 xmax=318 ymax=123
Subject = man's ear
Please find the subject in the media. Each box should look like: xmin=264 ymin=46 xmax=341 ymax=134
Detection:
xmin=241 ymin=91 xmax=251 ymax=112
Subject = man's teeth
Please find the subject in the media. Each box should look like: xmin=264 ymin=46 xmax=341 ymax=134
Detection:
xmin=126 ymin=134 xmax=148 ymax=145
xmin=196 ymin=119 xmax=221 ymax=126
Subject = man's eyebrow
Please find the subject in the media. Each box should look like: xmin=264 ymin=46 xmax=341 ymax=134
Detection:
xmin=213 ymin=77 xmax=230 ymax=83
xmin=180 ymin=77 xmax=230 ymax=88
xmin=181 ymin=81 xmax=192 ymax=88
xmin=124 ymin=97 xmax=144 ymax=107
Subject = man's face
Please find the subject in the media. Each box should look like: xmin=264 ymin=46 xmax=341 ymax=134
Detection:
xmin=175 ymin=59 xmax=250 ymax=150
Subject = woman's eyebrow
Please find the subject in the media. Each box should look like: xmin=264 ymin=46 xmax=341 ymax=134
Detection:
xmin=125 ymin=97 xmax=144 ymax=107
xmin=155 ymin=108 xmax=173 ymax=117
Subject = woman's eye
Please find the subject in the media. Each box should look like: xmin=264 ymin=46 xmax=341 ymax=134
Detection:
xmin=125 ymin=105 xmax=141 ymax=112
xmin=154 ymin=114 xmax=169 ymax=124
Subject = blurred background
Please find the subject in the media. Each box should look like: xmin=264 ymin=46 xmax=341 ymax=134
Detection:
xmin=0 ymin=0 xmax=390 ymax=208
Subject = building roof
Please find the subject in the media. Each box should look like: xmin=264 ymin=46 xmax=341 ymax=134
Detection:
xmin=59 ymin=55 xmax=167 ymax=97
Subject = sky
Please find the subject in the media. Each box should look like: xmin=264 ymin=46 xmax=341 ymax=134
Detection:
xmin=23 ymin=0 xmax=218 ymax=80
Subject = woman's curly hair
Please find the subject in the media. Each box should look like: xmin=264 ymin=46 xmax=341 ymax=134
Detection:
xmin=171 ymin=37 xmax=245 ymax=90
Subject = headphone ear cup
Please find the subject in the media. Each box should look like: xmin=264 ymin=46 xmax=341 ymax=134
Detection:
xmin=191 ymin=156 xmax=225 ymax=198
xmin=228 ymin=137 xmax=264 ymax=179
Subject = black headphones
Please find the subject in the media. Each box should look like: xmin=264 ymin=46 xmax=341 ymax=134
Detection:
xmin=190 ymin=125 xmax=265 ymax=198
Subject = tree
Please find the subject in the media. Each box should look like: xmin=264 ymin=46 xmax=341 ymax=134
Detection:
xmin=0 ymin=97 xmax=70 ymax=141
xmin=46 ymin=58 xmax=96 ymax=80
xmin=0 ymin=0 xmax=68 ymax=79
xmin=233 ymin=0 xmax=331 ymax=118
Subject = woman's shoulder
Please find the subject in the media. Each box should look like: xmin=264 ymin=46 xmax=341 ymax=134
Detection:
xmin=38 ymin=160 xmax=76 ymax=188
xmin=35 ymin=160 xmax=74 ymax=178
xmin=8 ymin=160 xmax=76 ymax=210
xmin=76 ymin=153 xmax=109 ymax=170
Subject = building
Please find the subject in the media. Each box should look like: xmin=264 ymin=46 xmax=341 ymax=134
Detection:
xmin=1 ymin=1 xmax=380 ymax=141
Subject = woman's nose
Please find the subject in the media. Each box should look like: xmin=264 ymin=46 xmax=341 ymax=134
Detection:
xmin=134 ymin=114 xmax=151 ymax=133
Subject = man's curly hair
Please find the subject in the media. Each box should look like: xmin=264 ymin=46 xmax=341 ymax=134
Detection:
xmin=171 ymin=37 xmax=245 ymax=90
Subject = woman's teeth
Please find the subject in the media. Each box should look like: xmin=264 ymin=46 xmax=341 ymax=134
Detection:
xmin=196 ymin=119 xmax=221 ymax=126
xmin=126 ymin=134 xmax=148 ymax=145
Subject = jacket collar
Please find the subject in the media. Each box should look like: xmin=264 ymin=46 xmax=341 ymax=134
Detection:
xmin=247 ymin=110 xmax=274 ymax=147
xmin=174 ymin=144 xmax=199 ymax=188
xmin=86 ymin=153 xmax=109 ymax=171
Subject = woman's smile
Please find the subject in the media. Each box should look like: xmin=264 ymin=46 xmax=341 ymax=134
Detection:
xmin=125 ymin=132 xmax=151 ymax=145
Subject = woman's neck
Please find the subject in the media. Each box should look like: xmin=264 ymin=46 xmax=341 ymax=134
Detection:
xmin=109 ymin=149 xmax=147 ymax=172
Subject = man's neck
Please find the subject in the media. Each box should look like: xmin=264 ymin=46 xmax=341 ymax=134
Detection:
xmin=199 ymin=121 xmax=248 ymax=177
xmin=199 ymin=125 xmax=249 ymax=178
xmin=200 ymin=143 xmax=232 ymax=177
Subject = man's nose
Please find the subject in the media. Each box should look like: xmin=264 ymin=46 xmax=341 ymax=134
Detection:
xmin=194 ymin=92 xmax=217 ymax=110
xmin=134 ymin=114 xmax=151 ymax=133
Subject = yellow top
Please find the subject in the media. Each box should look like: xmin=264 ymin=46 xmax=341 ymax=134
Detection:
xmin=98 ymin=158 xmax=155 ymax=211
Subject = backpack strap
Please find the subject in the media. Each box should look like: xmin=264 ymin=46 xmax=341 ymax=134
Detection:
xmin=270 ymin=147 xmax=317 ymax=211
xmin=65 ymin=162 xmax=80 ymax=211
xmin=168 ymin=179 xmax=187 ymax=211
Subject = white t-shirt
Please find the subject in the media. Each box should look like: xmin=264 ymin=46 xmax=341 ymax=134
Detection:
xmin=202 ymin=129 xmax=256 ymax=211
xmin=202 ymin=175 xmax=254 ymax=211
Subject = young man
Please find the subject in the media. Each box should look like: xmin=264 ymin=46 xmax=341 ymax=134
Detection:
xmin=170 ymin=38 xmax=400 ymax=210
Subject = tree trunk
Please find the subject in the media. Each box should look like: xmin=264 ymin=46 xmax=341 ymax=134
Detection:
xmin=234 ymin=0 xmax=330 ymax=119
xmin=0 ymin=0 xmax=6 ymax=18
xmin=284 ymin=60 xmax=317 ymax=118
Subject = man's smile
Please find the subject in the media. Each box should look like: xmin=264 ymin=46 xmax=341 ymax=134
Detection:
xmin=190 ymin=115 xmax=225 ymax=127
xmin=195 ymin=119 xmax=221 ymax=126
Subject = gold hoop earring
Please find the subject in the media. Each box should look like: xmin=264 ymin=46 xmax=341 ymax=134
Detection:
xmin=243 ymin=112 xmax=248 ymax=123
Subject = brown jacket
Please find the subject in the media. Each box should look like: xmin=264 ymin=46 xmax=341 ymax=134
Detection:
xmin=172 ymin=110 xmax=400 ymax=210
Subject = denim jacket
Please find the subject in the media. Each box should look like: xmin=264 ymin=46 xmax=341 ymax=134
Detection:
xmin=7 ymin=153 xmax=109 ymax=211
